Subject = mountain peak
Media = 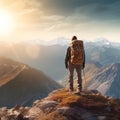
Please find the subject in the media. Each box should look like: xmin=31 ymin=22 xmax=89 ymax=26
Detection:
xmin=1 ymin=89 xmax=120 ymax=120
xmin=101 ymin=63 xmax=120 ymax=78
xmin=85 ymin=63 xmax=120 ymax=98
xmin=109 ymin=63 xmax=120 ymax=71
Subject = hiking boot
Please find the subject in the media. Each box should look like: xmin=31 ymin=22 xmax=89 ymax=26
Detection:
xmin=75 ymin=92 xmax=82 ymax=96
xmin=77 ymin=88 xmax=82 ymax=93
xmin=69 ymin=89 xmax=74 ymax=93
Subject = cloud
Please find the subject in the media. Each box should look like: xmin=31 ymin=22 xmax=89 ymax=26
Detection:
xmin=1 ymin=0 xmax=120 ymax=42
xmin=25 ymin=0 xmax=120 ymax=31
xmin=3 ymin=0 xmax=120 ymax=25
xmin=38 ymin=0 xmax=119 ymax=15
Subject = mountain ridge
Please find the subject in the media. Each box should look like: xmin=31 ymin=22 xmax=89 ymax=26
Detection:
xmin=85 ymin=63 xmax=120 ymax=98
xmin=0 ymin=57 xmax=62 ymax=108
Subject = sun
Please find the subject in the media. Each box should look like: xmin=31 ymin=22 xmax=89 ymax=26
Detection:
xmin=0 ymin=9 xmax=14 ymax=35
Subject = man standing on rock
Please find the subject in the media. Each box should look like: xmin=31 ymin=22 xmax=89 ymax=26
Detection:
xmin=65 ymin=36 xmax=85 ymax=94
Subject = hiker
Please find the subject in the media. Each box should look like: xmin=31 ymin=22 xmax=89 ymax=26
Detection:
xmin=65 ymin=36 xmax=85 ymax=94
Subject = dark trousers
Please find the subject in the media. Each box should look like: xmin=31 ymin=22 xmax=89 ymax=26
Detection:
xmin=68 ymin=62 xmax=82 ymax=91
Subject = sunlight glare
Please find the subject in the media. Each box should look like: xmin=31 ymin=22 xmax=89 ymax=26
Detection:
xmin=0 ymin=9 xmax=15 ymax=35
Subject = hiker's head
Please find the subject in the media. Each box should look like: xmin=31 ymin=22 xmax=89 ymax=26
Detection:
xmin=72 ymin=36 xmax=77 ymax=41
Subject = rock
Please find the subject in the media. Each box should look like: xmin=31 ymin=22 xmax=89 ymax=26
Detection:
xmin=1 ymin=107 xmax=7 ymax=112
xmin=16 ymin=113 xmax=24 ymax=120
xmin=90 ymin=90 xmax=101 ymax=95
xmin=39 ymin=100 xmax=58 ymax=113
xmin=98 ymin=116 xmax=106 ymax=120
xmin=57 ymin=107 xmax=98 ymax=120
xmin=14 ymin=104 xmax=21 ymax=111
xmin=33 ymin=100 xmax=40 ymax=106
xmin=1 ymin=88 xmax=120 ymax=120
xmin=1 ymin=116 xmax=8 ymax=120
xmin=105 ymin=106 xmax=111 ymax=112
xmin=26 ymin=106 xmax=41 ymax=119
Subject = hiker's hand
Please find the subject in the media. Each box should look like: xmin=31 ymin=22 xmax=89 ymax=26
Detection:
xmin=65 ymin=62 xmax=68 ymax=69
xmin=82 ymin=63 xmax=85 ymax=69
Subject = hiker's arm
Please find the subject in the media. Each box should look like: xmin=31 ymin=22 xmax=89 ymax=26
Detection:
xmin=82 ymin=44 xmax=85 ymax=69
xmin=65 ymin=47 xmax=70 ymax=69
xmin=83 ymin=53 xmax=85 ymax=69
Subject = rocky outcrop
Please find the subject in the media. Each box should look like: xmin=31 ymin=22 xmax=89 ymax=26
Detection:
xmin=1 ymin=88 xmax=120 ymax=120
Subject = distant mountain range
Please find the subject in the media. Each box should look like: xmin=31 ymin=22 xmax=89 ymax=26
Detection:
xmin=0 ymin=57 xmax=61 ymax=108
xmin=85 ymin=41 xmax=120 ymax=65
xmin=21 ymin=37 xmax=120 ymax=47
xmin=7 ymin=37 xmax=120 ymax=47
xmin=0 ymin=42 xmax=68 ymax=80
xmin=0 ymin=38 xmax=120 ymax=81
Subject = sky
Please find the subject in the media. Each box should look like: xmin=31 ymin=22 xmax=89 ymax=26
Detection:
xmin=0 ymin=0 xmax=120 ymax=42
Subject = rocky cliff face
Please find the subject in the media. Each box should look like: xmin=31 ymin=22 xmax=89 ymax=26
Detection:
xmin=1 ymin=88 xmax=120 ymax=120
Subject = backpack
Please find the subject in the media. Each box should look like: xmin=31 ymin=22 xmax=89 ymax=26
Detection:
xmin=70 ymin=40 xmax=84 ymax=65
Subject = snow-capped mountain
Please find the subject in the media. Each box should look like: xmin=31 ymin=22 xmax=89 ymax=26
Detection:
xmin=94 ymin=38 xmax=111 ymax=46
xmin=29 ymin=37 xmax=119 ymax=46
